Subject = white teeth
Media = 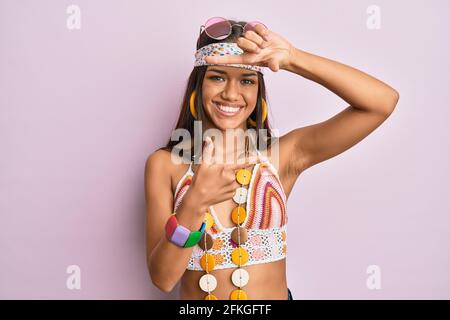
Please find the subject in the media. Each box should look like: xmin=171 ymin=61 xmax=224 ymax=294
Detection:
xmin=215 ymin=103 xmax=240 ymax=114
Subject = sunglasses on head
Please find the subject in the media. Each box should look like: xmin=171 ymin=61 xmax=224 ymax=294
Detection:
xmin=199 ymin=17 xmax=267 ymax=40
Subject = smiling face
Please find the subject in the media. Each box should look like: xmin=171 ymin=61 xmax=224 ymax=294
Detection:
xmin=201 ymin=65 xmax=259 ymax=131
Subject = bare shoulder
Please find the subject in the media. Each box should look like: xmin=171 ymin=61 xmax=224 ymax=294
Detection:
xmin=145 ymin=149 xmax=172 ymax=196
xmin=145 ymin=149 xmax=173 ymax=177
xmin=145 ymin=149 xmax=190 ymax=195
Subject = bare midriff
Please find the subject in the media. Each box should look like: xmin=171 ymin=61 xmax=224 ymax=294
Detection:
xmin=180 ymin=258 xmax=288 ymax=300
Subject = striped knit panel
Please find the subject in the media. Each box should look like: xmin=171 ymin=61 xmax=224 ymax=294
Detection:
xmin=173 ymin=175 xmax=192 ymax=212
xmin=244 ymin=163 xmax=287 ymax=230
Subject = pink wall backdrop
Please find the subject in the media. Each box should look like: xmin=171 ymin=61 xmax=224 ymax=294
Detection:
xmin=1 ymin=0 xmax=449 ymax=299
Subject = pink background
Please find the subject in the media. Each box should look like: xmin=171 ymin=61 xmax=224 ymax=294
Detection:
xmin=1 ymin=0 xmax=449 ymax=299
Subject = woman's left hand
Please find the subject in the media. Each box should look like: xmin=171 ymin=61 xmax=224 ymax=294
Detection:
xmin=205 ymin=24 xmax=295 ymax=72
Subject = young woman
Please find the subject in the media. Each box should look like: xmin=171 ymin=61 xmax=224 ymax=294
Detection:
xmin=145 ymin=17 xmax=399 ymax=300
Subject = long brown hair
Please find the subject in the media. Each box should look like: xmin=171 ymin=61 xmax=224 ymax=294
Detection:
xmin=158 ymin=19 xmax=275 ymax=160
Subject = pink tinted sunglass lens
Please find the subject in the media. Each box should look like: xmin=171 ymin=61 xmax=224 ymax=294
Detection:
xmin=204 ymin=17 xmax=231 ymax=40
xmin=244 ymin=21 xmax=267 ymax=33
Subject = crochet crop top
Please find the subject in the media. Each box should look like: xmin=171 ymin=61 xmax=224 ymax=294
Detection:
xmin=173 ymin=155 xmax=288 ymax=271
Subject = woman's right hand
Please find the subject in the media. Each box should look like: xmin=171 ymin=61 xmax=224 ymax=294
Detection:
xmin=189 ymin=136 xmax=262 ymax=210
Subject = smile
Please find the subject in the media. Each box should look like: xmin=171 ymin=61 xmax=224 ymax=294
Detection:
xmin=214 ymin=102 xmax=243 ymax=117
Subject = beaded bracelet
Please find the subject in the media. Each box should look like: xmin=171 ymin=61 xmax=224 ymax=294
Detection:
xmin=165 ymin=213 xmax=206 ymax=248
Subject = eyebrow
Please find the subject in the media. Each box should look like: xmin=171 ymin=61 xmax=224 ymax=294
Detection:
xmin=207 ymin=68 xmax=258 ymax=77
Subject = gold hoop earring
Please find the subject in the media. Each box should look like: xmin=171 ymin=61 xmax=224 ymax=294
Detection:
xmin=189 ymin=90 xmax=198 ymax=119
xmin=247 ymin=98 xmax=268 ymax=127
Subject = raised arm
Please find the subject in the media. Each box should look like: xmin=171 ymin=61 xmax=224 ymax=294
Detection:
xmin=204 ymin=24 xmax=400 ymax=180
xmin=280 ymin=47 xmax=399 ymax=175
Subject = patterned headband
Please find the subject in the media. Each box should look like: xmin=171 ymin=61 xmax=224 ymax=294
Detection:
xmin=194 ymin=42 xmax=265 ymax=75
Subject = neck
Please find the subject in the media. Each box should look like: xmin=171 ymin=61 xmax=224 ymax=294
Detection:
xmin=217 ymin=134 xmax=249 ymax=164
xmin=203 ymin=127 xmax=252 ymax=163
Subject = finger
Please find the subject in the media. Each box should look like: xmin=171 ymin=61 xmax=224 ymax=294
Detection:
xmin=243 ymin=31 xmax=265 ymax=49
xmin=225 ymin=188 xmax=237 ymax=201
xmin=202 ymin=136 xmax=214 ymax=165
xmin=222 ymin=168 xmax=237 ymax=183
xmin=237 ymin=36 xmax=262 ymax=53
xmin=254 ymin=24 xmax=271 ymax=42
xmin=228 ymin=180 xmax=241 ymax=191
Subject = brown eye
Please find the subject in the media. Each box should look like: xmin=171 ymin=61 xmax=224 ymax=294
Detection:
xmin=208 ymin=76 xmax=254 ymax=85
xmin=242 ymin=79 xmax=255 ymax=85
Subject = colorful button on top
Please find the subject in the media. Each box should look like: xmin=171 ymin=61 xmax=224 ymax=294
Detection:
xmin=200 ymin=253 xmax=216 ymax=272
xmin=199 ymin=274 xmax=217 ymax=292
xmin=230 ymin=289 xmax=248 ymax=300
xmin=198 ymin=232 xmax=214 ymax=251
xmin=204 ymin=210 xmax=215 ymax=231
xmin=231 ymin=268 xmax=250 ymax=287
xmin=231 ymin=207 xmax=247 ymax=225
xmin=233 ymin=187 xmax=248 ymax=204
xmin=231 ymin=247 xmax=249 ymax=266
xmin=231 ymin=226 xmax=248 ymax=244
xmin=236 ymin=169 xmax=252 ymax=185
